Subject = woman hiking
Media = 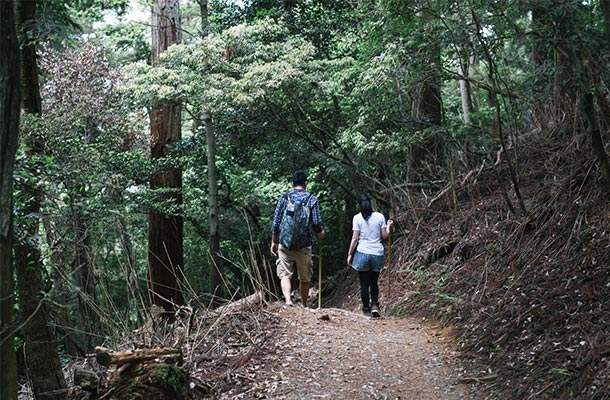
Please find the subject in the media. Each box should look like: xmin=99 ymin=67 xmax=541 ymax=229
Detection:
xmin=347 ymin=194 xmax=393 ymax=317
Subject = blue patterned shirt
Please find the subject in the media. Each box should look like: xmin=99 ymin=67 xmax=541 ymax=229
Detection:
xmin=271 ymin=189 xmax=322 ymax=247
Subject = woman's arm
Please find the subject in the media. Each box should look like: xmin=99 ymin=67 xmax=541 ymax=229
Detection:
xmin=346 ymin=230 xmax=359 ymax=266
xmin=381 ymin=219 xmax=394 ymax=240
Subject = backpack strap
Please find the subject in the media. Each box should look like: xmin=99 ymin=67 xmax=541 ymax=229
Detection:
xmin=303 ymin=193 xmax=313 ymax=206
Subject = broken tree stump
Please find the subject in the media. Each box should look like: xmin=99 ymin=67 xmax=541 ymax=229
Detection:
xmin=73 ymin=368 xmax=99 ymax=392
xmin=94 ymin=346 xmax=181 ymax=367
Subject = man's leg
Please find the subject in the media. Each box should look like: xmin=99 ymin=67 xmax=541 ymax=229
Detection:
xmin=294 ymin=247 xmax=313 ymax=307
xmin=281 ymin=276 xmax=293 ymax=305
xmin=277 ymin=246 xmax=295 ymax=305
xmin=299 ymin=281 xmax=309 ymax=307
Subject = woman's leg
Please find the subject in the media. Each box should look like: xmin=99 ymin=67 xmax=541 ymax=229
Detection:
xmin=369 ymin=270 xmax=380 ymax=306
xmin=358 ymin=270 xmax=371 ymax=311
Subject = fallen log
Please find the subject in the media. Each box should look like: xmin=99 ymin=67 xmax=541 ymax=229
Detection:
xmin=213 ymin=290 xmax=263 ymax=314
xmin=94 ymin=346 xmax=181 ymax=367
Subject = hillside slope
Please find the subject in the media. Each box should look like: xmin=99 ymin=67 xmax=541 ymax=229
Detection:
xmin=328 ymin=134 xmax=609 ymax=399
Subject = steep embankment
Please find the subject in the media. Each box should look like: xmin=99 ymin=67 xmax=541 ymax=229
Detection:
xmin=326 ymin=135 xmax=609 ymax=399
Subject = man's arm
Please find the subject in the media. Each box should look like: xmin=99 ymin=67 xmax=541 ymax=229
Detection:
xmin=270 ymin=194 xmax=287 ymax=256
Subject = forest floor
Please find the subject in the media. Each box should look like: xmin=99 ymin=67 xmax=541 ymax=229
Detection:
xmin=67 ymin=133 xmax=608 ymax=400
xmin=214 ymin=303 xmax=484 ymax=400
xmin=66 ymin=297 xmax=487 ymax=400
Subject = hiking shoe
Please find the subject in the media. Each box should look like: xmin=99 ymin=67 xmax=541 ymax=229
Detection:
xmin=283 ymin=303 xmax=294 ymax=308
xmin=363 ymin=307 xmax=371 ymax=316
xmin=371 ymin=304 xmax=380 ymax=318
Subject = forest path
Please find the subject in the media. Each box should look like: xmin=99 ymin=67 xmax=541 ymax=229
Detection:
xmin=220 ymin=305 xmax=483 ymax=399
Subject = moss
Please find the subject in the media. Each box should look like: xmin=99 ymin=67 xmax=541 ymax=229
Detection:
xmin=146 ymin=363 xmax=188 ymax=399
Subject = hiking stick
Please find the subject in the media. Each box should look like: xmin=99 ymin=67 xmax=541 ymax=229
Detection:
xmin=318 ymin=238 xmax=323 ymax=309
xmin=387 ymin=229 xmax=392 ymax=298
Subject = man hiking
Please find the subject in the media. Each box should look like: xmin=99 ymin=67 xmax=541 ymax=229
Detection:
xmin=271 ymin=171 xmax=326 ymax=307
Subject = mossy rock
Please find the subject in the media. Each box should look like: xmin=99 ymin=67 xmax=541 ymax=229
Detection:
xmin=111 ymin=363 xmax=189 ymax=400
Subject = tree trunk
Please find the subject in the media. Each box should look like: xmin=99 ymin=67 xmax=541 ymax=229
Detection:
xmin=117 ymin=216 xmax=145 ymax=326
xmin=458 ymin=52 xmax=473 ymax=125
xmin=553 ymin=47 xmax=575 ymax=121
xmin=410 ymin=8 xmax=442 ymax=169
xmin=0 ymin=2 xmax=21 ymax=399
xmin=582 ymin=92 xmax=610 ymax=188
xmin=197 ymin=0 xmax=209 ymax=35
xmin=600 ymin=0 xmax=610 ymax=49
xmin=531 ymin=0 xmax=552 ymax=131
xmin=205 ymin=111 xmax=222 ymax=302
xmin=71 ymin=216 xmax=98 ymax=351
xmin=195 ymin=2 xmax=222 ymax=303
xmin=411 ymin=41 xmax=442 ymax=168
xmin=531 ymin=0 xmax=550 ymax=66
xmin=14 ymin=1 xmax=68 ymax=397
xmin=532 ymin=1 xmax=576 ymax=123
xmin=413 ymin=73 xmax=442 ymax=127
xmin=148 ymin=0 xmax=184 ymax=312
xmin=41 ymin=217 xmax=84 ymax=356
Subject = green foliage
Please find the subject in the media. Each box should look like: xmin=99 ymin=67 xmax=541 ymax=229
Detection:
xmin=11 ymin=3 xmax=609 ymax=399
xmin=98 ymin=22 xmax=150 ymax=64
xmin=68 ymin=0 xmax=130 ymax=20
xmin=243 ymin=0 xmax=361 ymax=57
xmin=17 ymin=41 xmax=151 ymax=335
xmin=23 ymin=0 xmax=610 ymax=355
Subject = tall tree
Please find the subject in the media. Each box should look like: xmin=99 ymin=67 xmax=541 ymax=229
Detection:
xmin=204 ymin=111 xmax=222 ymax=301
xmin=0 ymin=1 xmax=21 ymax=399
xmin=412 ymin=9 xmax=442 ymax=129
xmin=196 ymin=0 xmax=223 ymax=303
xmin=14 ymin=0 xmax=68 ymax=396
xmin=148 ymin=0 xmax=185 ymax=312
xmin=383 ymin=1 xmax=443 ymax=167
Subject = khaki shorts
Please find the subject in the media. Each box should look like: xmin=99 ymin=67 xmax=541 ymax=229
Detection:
xmin=276 ymin=245 xmax=313 ymax=283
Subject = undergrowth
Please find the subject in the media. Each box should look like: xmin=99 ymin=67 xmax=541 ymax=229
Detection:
xmin=383 ymin=134 xmax=609 ymax=399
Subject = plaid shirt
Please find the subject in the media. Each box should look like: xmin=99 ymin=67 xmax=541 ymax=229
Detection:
xmin=271 ymin=189 xmax=322 ymax=246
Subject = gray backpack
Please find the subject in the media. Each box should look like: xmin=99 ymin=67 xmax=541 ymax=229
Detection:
xmin=279 ymin=192 xmax=313 ymax=250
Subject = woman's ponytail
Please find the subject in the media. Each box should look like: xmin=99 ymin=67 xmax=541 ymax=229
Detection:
xmin=357 ymin=194 xmax=373 ymax=220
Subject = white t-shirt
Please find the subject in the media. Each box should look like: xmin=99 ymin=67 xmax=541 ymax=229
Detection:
xmin=352 ymin=211 xmax=387 ymax=256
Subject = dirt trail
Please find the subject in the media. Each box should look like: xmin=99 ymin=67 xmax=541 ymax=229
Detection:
xmin=220 ymin=305 xmax=483 ymax=399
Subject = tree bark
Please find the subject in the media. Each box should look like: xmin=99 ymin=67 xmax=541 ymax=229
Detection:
xmin=458 ymin=53 xmax=473 ymax=125
xmin=413 ymin=62 xmax=442 ymax=127
xmin=0 ymin=2 xmax=21 ymax=399
xmin=41 ymin=217 xmax=84 ymax=357
xmin=411 ymin=10 xmax=442 ymax=168
xmin=95 ymin=346 xmax=180 ymax=367
xmin=71 ymin=215 xmax=98 ymax=352
xmin=582 ymin=92 xmax=610 ymax=188
xmin=205 ymin=111 xmax=222 ymax=302
xmin=531 ymin=0 xmax=552 ymax=131
xmin=197 ymin=0 xmax=209 ymax=35
xmin=14 ymin=1 xmax=68 ymax=397
xmin=600 ymin=0 xmax=610 ymax=49
xmin=148 ymin=0 xmax=184 ymax=312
